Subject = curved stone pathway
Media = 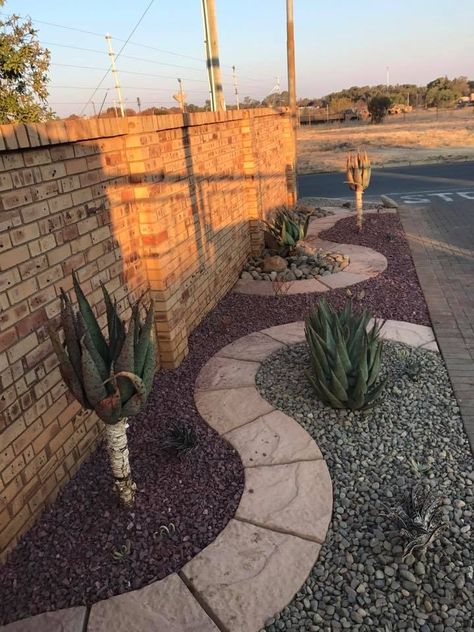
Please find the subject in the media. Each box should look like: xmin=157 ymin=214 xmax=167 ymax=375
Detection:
xmin=233 ymin=208 xmax=388 ymax=295
xmin=1 ymin=319 xmax=438 ymax=632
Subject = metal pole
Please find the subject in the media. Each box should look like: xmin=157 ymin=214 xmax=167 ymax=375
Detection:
xmin=201 ymin=0 xmax=225 ymax=111
xmin=286 ymin=0 xmax=297 ymax=200
xmin=232 ymin=65 xmax=240 ymax=110
xmin=178 ymin=78 xmax=186 ymax=112
xmin=106 ymin=34 xmax=125 ymax=117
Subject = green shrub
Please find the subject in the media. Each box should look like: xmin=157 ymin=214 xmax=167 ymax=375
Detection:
xmin=368 ymin=95 xmax=392 ymax=123
xmin=305 ymin=300 xmax=386 ymax=410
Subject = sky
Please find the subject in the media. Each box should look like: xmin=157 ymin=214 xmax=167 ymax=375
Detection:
xmin=2 ymin=0 xmax=473 ymax=117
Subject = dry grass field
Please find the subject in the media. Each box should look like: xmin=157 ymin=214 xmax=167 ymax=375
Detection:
xmin=297 ymin=108 xmax=474 ymax=174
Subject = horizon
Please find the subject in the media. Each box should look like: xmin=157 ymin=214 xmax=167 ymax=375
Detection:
xmin=2 ymin=0 xmax=473 ymax=117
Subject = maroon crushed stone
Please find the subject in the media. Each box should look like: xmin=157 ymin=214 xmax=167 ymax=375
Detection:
xmin=0 ymin=211 xmax=429 ymax=626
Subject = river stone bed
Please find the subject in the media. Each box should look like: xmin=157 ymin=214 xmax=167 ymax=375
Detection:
xmin=256 ymin=341 xmax=473 ymax=632
xmin=240 ymin=249 xmax=348 ymax=281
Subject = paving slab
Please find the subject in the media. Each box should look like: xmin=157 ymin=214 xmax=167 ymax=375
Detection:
xmin=0 ymin=607 xmax=86 ymax=632
xmin=216 ymin=332 xmax=285 ymax=362
xmin=318 ymin=270 xmax=369 ymax=289
xmin=224 ymin=409 xmax=323 ymax=466
xmin=261 ymin=321 xmax=305 ymax=345
xmin=235 ymin=460 xmax=332 ymax=543
xmin=195 ymin=356 xmax=260 ymax=391
xmin=194 ymin=386 xmax=275 ymax=434
xmin=379 ymin=319 xmax=436 ymax=348
xmin=182 ymin=519 xmax=321 ymax=632
xmin=88 ymin=573 xmax=218 ymax=632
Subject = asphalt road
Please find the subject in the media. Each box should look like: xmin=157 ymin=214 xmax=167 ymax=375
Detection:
xmin=298 ymin=161 xmax=474 ymax=204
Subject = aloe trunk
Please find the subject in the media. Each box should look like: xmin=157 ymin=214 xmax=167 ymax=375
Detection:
xmin=104 ymin=418 xmax=136 ymax=506
xmin=355 ymin=187 xmax=363 ymax=231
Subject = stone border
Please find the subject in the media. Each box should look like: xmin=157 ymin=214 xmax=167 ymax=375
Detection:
xmin=233 ymin=208 xmax=388 ymax=295
xmin=2 ymin=320 xmax=438 ymax=632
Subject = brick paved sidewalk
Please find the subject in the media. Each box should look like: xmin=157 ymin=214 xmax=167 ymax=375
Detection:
xmin=399 ymin=199 xmax=474 ymax=452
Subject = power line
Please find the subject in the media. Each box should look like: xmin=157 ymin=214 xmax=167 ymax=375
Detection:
xmin=80 ymin=0 xmax=155 ymax=115
xmin=51 ymin=62 xmax=209 ymax=83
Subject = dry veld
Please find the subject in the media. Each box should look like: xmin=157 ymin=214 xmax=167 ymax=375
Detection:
xmin=297 ymin=108 xmax=474 ymax=174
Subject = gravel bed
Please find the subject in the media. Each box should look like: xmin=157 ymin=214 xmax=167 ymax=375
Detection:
xmin=241 ymin=249 xmax=348 ymax=281
xmin=0 ymin=362 xmax=244 ymax=623
xmin=256 ymin=341 xmax=474 ymax=632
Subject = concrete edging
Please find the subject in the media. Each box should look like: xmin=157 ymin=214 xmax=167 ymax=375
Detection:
xmin=233 ymin=208 xmax=388 ymax=296
xmin=2 ymin=320 xmax=439 ymax=632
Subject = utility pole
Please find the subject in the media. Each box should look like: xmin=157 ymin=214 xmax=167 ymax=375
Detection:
xmin=232 ymin=65 xmax=240 ymax=110
xmin=201 ymin=0 xmax=226 ymax=111
xmin=286 ymin=0 xmax=297 ymax=201
xmin=136 ymin=97 xmax=141 ymax=113
xmin=106 ymin=34 xmax=125 ymax=117
xmin=386 ymin=65 xmax=390 ymax=88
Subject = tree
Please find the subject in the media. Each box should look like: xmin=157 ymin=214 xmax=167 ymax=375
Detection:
xmin=50 ymin=274 xmax=156 ymax=506
xmin=0 ymin=1 xmax=54 ymax=123
xmin=368 ymin=95 xmax=391 ymax=123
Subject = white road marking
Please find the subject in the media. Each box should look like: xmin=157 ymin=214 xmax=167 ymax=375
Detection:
xmin=390 ymin=190 xmax=474 ymax=204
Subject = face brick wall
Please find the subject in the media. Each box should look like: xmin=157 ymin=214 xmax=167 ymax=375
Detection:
xmin=0 ymin=108 xmax=295 ymax=558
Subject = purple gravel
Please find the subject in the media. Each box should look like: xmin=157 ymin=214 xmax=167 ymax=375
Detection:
xmin=0 ymin=211 xmax=429 ymax=625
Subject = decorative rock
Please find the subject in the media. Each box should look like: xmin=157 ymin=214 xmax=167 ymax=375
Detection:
xmin=262 ymin=256 xmax=288 ymax=273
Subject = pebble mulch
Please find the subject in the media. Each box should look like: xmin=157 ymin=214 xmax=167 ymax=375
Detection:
xmin=256 ymin=341 xmax=474 ymax=632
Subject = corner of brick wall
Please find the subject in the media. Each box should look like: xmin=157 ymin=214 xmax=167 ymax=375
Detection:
xmin=0 ymin=107 xmax=295 ymax=557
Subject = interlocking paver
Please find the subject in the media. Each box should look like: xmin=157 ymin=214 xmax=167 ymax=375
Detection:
xmin=399 ymin=199 xmax=474 ymax=452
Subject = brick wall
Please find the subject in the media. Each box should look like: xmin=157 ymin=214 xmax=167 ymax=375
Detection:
xmin=0 ymin=108 xmax=295 ymax=558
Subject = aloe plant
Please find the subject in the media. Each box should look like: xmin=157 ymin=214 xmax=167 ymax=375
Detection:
xmin=305 ymin=299 xmax=385 ymax=410
xmin=265 ymin=208 xmax=310 ymax=255
xmin=345 ymin=151 xmax=371 ymax=231
xmin=49 ymin=272 xmax=156 ymax=505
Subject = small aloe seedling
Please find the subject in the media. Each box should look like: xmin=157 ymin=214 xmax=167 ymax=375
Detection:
xmin=265 ymin=208 xmax=310 ymax=255
xmin=384 ymin=483 xmax=447 ymax=560
xmin=112 ymin=539 xmax=132 ymax=561
xmin=163 ymin=422 xmax=197 ymax=455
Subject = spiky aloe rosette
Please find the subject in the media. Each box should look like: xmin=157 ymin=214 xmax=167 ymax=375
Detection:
xmin=385 ymin=484 xmax=447 ymax=560
xmin=265 ymin=208 xmax=310 ymax=255
xmin=49 ymin=272 xmax=156 ymax=505
xmin=345 ymin=150 xmax=371 ymax=231
xmin=305 ymin=300 xmax=386 ymax=410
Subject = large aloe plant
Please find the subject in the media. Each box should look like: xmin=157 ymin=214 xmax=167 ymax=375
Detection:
xmin=49 ymin=272 xmax=156 ymax=505
xmin=345 ymin=151 xmax=371 ymax=231
xmin=305 ymin=299 xmax=385 ymax=410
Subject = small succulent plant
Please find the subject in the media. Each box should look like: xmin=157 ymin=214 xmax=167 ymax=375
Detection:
xmin=384 ymin=483 xmax=447 ymax=560
xmin=305 ymin=299 xmax=386 ymax=410
xmin=163 ymin=422 xmax=197 ymax=455
xmin=404 ymin=358 xmax=422 ymax=381
xmin=112 ymin=539 xmax=132 ymax=561
xmin=265 ymin=208 xmax=310 ymax=255
xmin=345 ymin=151 xmax=371 ymax=231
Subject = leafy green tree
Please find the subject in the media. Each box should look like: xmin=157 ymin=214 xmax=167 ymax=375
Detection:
xmin=0 ymin=1 xmax=54 ymax=123
xmin=368 ymin=95 xmax=391 ymax=123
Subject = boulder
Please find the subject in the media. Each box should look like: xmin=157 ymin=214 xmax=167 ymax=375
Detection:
xmin=294 ymin=241 xmax=317 ymax=257
xmin=262 ymin=255 xmax=288 ymax=273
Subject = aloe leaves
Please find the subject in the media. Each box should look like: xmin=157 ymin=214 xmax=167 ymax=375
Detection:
xmin=265 ymin=208 xmax=310 ymax=252
xmin=50 ymin=274 xmax=156 ymax=425
xmin=305 ymin=299 xmax=386 ymax=410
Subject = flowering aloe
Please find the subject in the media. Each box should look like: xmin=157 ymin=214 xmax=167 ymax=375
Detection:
xmin=345 ymin=151 xmax=371 ymax=231
xmin=49 ymin=272 xmax=156 ymax=505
